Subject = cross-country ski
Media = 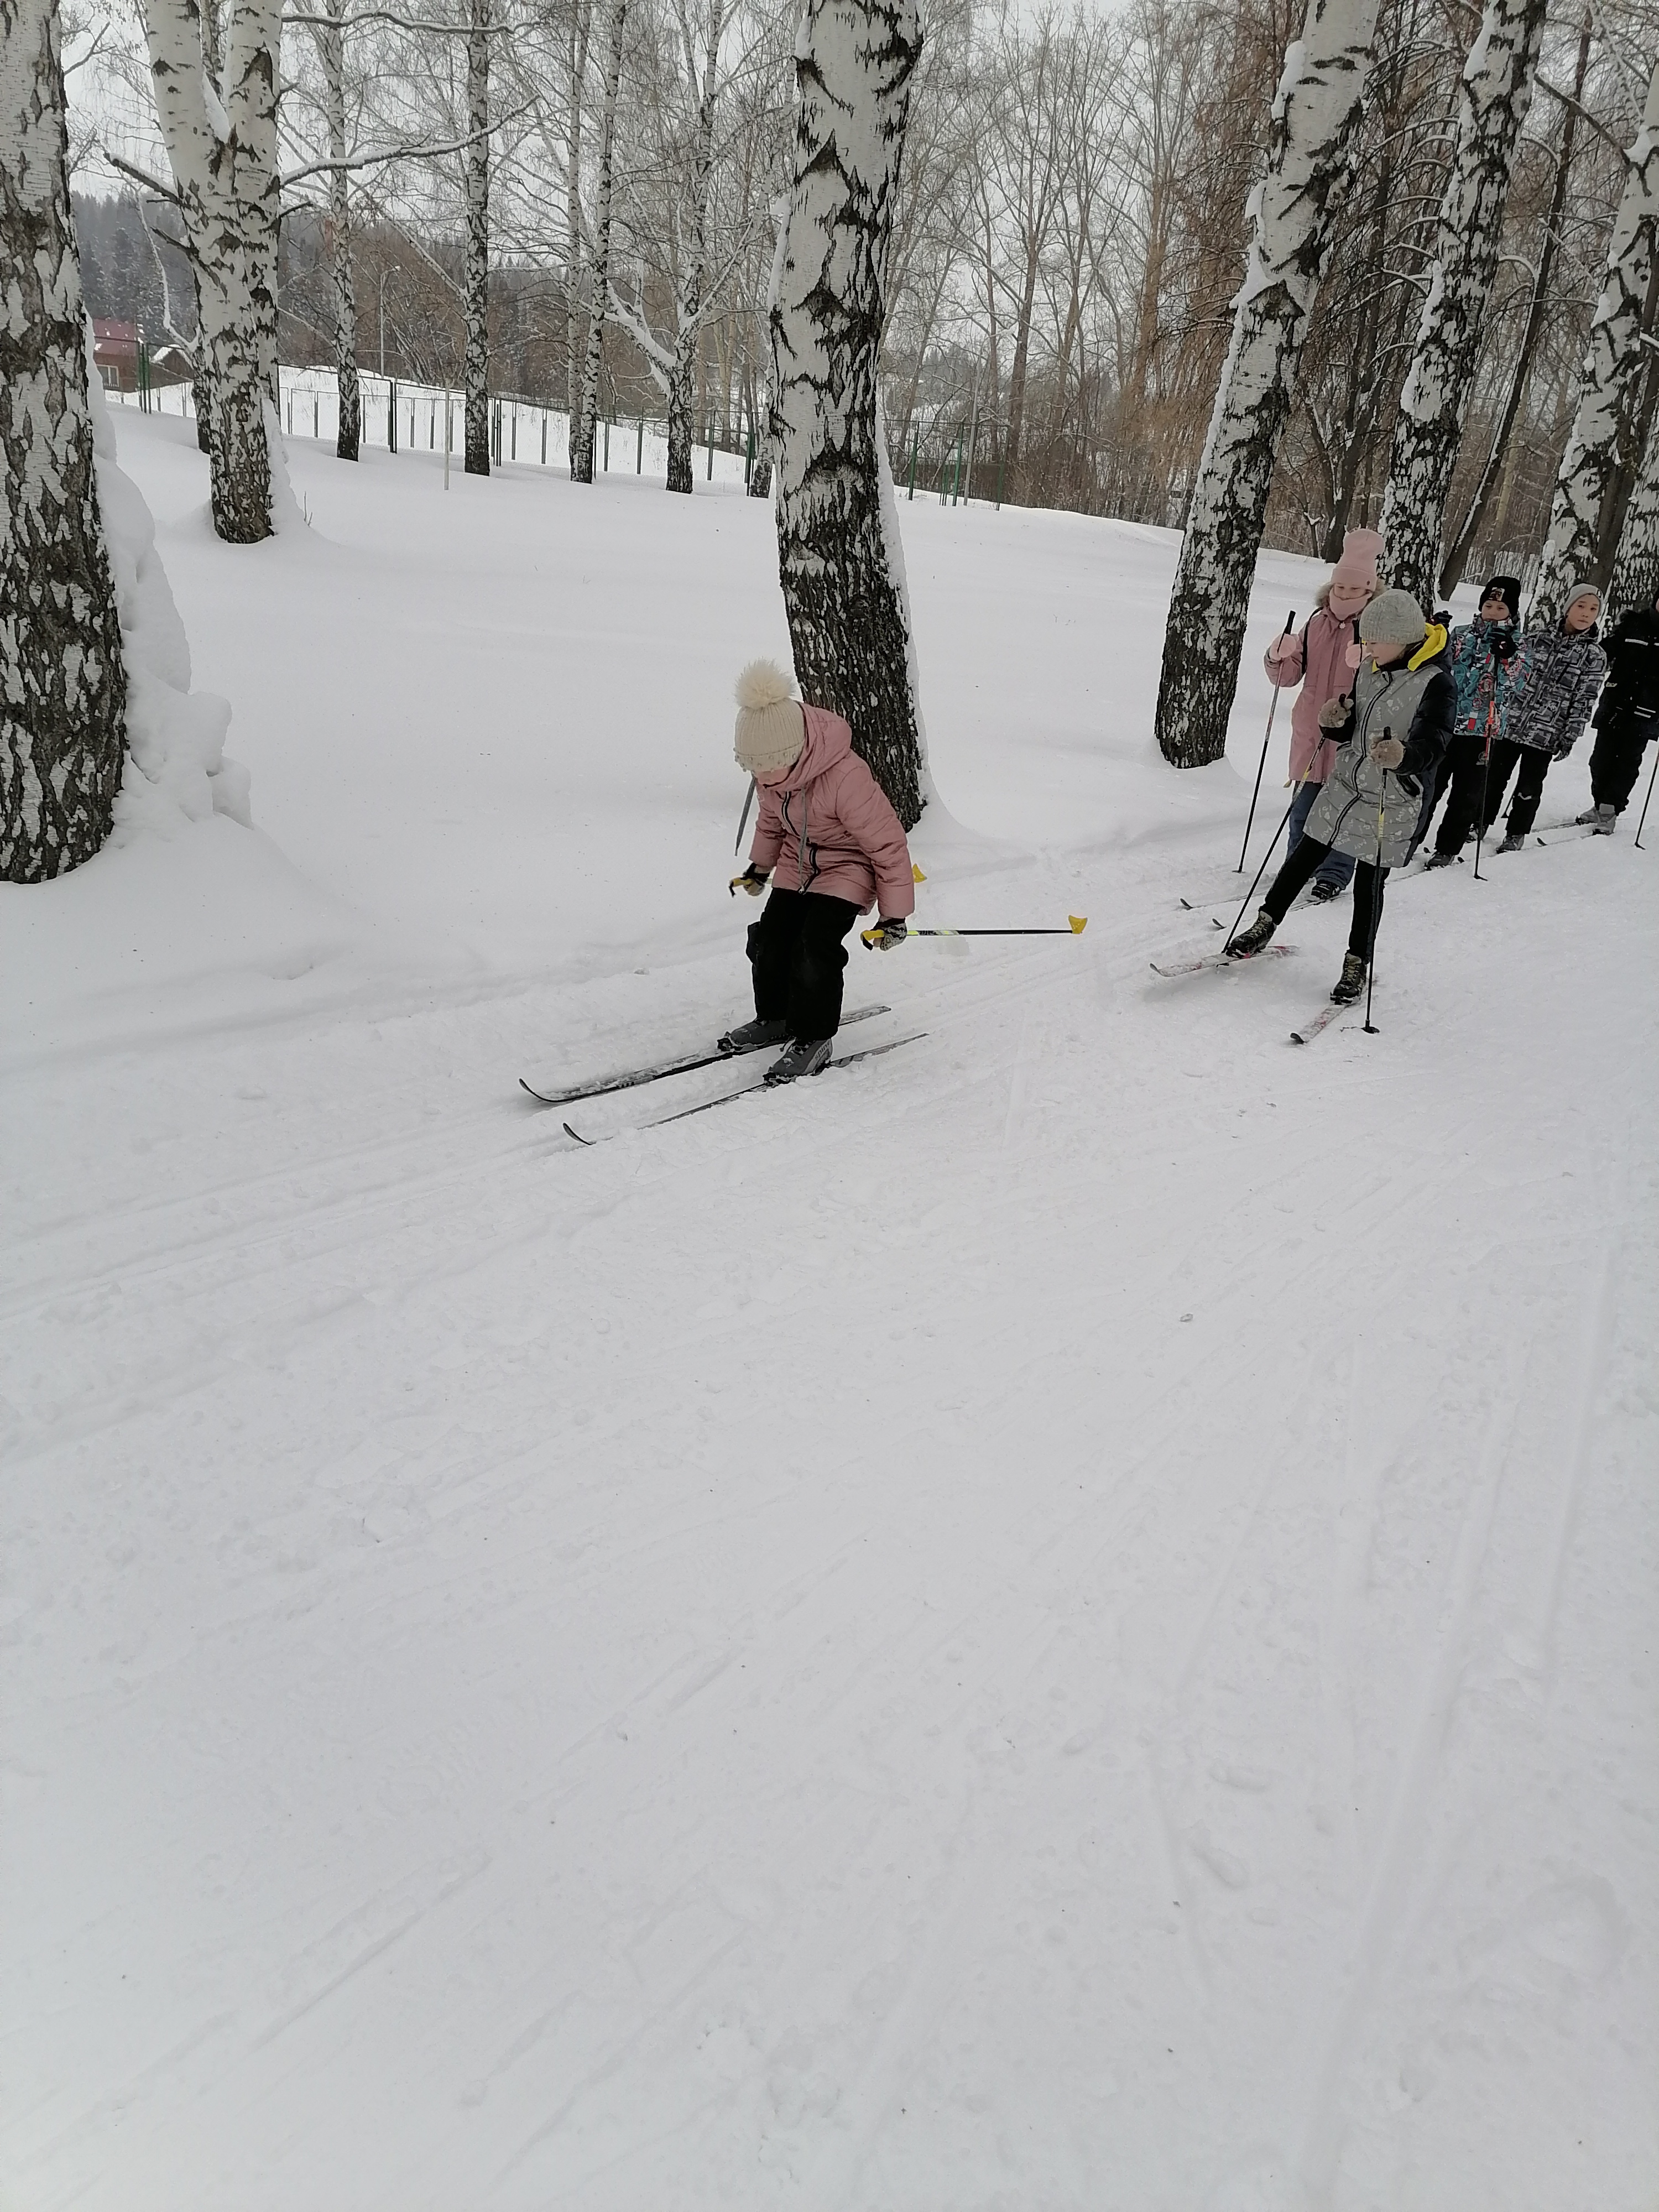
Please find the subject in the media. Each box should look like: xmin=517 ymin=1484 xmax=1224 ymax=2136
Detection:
xmin=519 ymin=1003 xmax=890 ymax=1106
xmin=561 ymin=1032 xmax=926 ymax=1144
xmin=1150 ymin=943 xmax=1297 ymax=977
xmin=11 ymin=58 xmax=1657 ymax=2211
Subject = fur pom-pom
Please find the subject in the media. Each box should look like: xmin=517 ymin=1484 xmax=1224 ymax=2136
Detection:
xmin=734 ymin=658 xmax=796 ymax=712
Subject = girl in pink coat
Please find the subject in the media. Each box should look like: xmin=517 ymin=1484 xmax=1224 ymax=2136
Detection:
xmin=1264 ymin=529 xmax=1382 ymax=901
xmin=721 ymin=660 xmax=916 ymax=1084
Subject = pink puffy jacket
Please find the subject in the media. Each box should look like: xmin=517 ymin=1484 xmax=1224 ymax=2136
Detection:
xmin=1266 ymin=598 xmax=1364 ymax=785
xmin=749 ymin=704 xmax=916 ymax=919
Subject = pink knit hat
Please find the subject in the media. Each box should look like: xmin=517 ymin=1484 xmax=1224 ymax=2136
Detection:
xmin=1331 ymin=529 xmax=1383 ymax=594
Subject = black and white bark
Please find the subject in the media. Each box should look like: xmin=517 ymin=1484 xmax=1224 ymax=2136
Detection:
xmin=1531 ymin=63 xmax=1659 ymax=624
xmin=1378 ymin=0 xmax=1547 ymax=608
xmin=1437 ymin=18 xmax=1589 ymax=597
xmin=1 ymin=0 xmax=128 ymax=880
xmin=144 ymin=0 xmax=282 ymax=542
xmin=312 ymin=0 xmax=359 ymax=460
xmin=1608 ymin=390 xmax=1659 ymax=620
xmin=571 ymin=0 xmax=624 ymax=483
xmin=770 ymin=0 xmax=926 ymax=827
xmin=1153 ymin=0 xmax=1379 ymax=771
xmin=463 ymin=0 xmax=490 ymax=475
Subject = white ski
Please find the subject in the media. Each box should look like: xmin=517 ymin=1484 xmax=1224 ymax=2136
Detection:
xmin=1150 ymin=943 xmax=1296 ymax=978
xmin=1290 ymin=1000 xmax=1346 ymax=1044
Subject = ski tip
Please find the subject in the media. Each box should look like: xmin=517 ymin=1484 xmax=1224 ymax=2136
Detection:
xmin=561 ymin=1121 xmax=593 ymax=1146
xmin=1068 ymin=915 xmax=1088 ymax=933
xmin=1178 ymin=897 xmax=1193 ymax=910
xmin=912 ymin=862 xmax=927 ymax=882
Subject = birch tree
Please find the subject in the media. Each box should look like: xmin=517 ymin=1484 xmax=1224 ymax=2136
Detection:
xmin=1153 ymin=0 xmax=1380 ymax=772
xmin=309 ymin=0 xmax=359 ymax=460
xmin=2 ymin=0 xmax=128 ymax=880
xmin=1437 ymin=18 xmax=1591 ymax=595
xmin=608 ymin=0 xmax=733 ymax=494
xmin=568 ymin=0 xmax=625 ymax=481
xmin=463 ymin=0 xmax=491 ymax=473
xmin=1378 ymin=0 xmax=1547 ymax=608
xmin=1608 ymin=393 xmax=1659 ymax=617
xmin=144 ymin=0 xmax=283 ymax=542
xmin=1530 ymin=61 xmax=1659 ymax=623
xmin=771 ymin=0 xmax=925 ymax=825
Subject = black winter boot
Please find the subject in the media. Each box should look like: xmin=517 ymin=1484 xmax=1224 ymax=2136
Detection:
xmin=718 ymin=1016 xmax=790 ymax=1054
xmin=1331 ymin=952 xmax=1368 ymax=1005
xmin=765 ymin=1036 xmax=833 ymax=1084
xmin=1225 ymin=908 xmax=1278 ymax=959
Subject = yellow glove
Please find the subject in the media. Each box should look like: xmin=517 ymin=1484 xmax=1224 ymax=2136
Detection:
xmin=729 ymin=864 xmax=769 ymax=898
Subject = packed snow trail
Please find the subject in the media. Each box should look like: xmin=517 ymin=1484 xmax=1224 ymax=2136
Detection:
xmin=3 ymin=415 xmax=1656 ymax=2212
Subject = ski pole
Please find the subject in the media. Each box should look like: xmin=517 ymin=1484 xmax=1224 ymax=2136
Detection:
xmin=1239 ymin=609 xmax=1297 ymax=872
xmin=861 ymin=918 xmax=1087 ymax=947
xmin=1224 ymin=779 xmax=1305 ymax=949
xmin=1472 ymin=695 xmax=1498 ymax=881
xmin=1635 ymin=741 xmax=1658 ymax=848
xmin=733 ymin=775 xmax=757 ymax=856
xmin=1363 ymin=743 xmax=1389 ymax=1035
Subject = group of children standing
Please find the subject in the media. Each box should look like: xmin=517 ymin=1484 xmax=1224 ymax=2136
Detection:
xmin=1228 ymin=530 xmax=1652 ymax=1004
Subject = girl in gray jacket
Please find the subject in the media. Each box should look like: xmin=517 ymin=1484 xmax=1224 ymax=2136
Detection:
xmin=1225 ymin=590 xmax=1456 ymax=1004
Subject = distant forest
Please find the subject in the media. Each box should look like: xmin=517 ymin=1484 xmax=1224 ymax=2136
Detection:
xmin=74 ymin=194 xmax=196 ymax=345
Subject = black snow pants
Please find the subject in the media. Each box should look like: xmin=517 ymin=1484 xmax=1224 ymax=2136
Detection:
xmin=748 ymin=888 xmax=862 ymax=1040
xmin=1262 ymin=834 xmax=1386 ymax=961
xmin=1589 ymin=719 xmax=1655 ymax=814
xmin=1479 ymin=739 xmax=1551 ymax=838
xmin=1432 ymin=731 xmax=1504 ymax=856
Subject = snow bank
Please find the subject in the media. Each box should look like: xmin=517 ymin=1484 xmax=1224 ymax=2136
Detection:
xmin=84 ymin=333 xmax=251 ymax=843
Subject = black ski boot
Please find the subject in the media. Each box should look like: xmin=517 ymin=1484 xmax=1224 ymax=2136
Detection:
xmin=1308 ymin=878 xmax=1343 ymax=904
xmin=1330 ymin=952 xmax=1367 ymax=1005
xmin=765 ymin=1036 xmax=833 ymax=1084
xmin=718 ymin=1016 xmax=790 ymax=1055
xmin=1421 ymin=849 xmax=1456 ymax=870
xmin=1498 ymin=829 xmax=1526 ymax=854
xmin=1225 ymin=908 xmax=1278 ymax=959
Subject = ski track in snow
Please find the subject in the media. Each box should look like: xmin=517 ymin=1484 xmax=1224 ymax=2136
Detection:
xmin=3 ymin=415 xmax=1657 ymax=2211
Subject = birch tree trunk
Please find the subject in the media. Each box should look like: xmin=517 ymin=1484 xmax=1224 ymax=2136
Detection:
xmin=664 ymin=0 xmax=723 ymax=495
xmin=1530 ymin=64 xmax=1659 ymax=624
xmin=563 ymin=0 xmax=591 ymax=419
xmin=145 ymin=0 xmax=282 ymax=542
xmin=314 ymin=0 xmax=359 ymax=461
xmin=1437 ymin=17 xmax=1590 ymax=596
xmin=1153 ymin=0 xmax=1379 ymax=771
xmin=463 ymin=0 xmax=490 ymax=476
xmin=770 ymin=0 xmax=925 ymax=826
xmin=1378 ymin=0 xmax=1547 ymax=608
xmin=1608 ymin=397 xmax=1659 ymax=619
xmin=571 ymin=0 xmax=625 ymax=484
xmin=1 ymin=0 xmax=128 ymax=880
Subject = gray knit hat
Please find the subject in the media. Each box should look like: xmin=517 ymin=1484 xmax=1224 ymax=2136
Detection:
xmin=733 ymin=659 xmax=806 ymax=776
xmin=1561 ymin=580 xmax=1601 ymax=617
xmin=1358 ymin=587 xmax=1427 ymax=645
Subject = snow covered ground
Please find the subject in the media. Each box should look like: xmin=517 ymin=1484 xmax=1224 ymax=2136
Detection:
xmin=4 ymin=413 xmax=1657 ymax=2211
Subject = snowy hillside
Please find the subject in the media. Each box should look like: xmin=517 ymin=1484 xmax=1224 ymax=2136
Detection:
xmin=4 ymin=413 xmax=1656 ymax=2211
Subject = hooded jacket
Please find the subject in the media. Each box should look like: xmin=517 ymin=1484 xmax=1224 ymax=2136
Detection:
xmin=1447 ymin=616 xmax=1527 ymax=740
xmin=1304 ymin=626 xmax=1455 ymax=866
xmin=1510 ymin=620 xmax=1606 ymax=757
xmin=1263 ymin=586 xmax=1365 ymax=784
xmin=748 ymin=704 xmax=916 ymax=919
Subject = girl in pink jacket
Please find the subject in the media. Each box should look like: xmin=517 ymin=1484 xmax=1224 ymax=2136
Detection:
xmin=720 ymin=660 xmax=916 ymax=1084
xmin=1264 ymin=529 xmax=1381 ymax=902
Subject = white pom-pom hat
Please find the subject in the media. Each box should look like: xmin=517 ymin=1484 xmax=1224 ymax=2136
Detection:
xmin=734 ymin=659 xmax=806 ymax=775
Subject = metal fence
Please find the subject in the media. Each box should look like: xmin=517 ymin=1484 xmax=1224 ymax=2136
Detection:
xmin=107 ymin=364 xmax=757 ymax=491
